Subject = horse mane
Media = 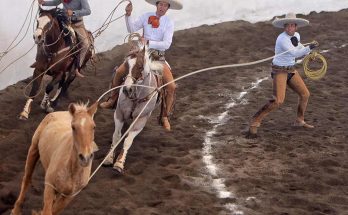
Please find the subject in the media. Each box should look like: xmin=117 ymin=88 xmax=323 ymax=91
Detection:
xmin=71 ymin=102 xmax=89 ymax=111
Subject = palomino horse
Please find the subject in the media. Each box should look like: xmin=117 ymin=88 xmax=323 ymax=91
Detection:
xmin=19 ymin=8 xmax=94 ymax=120
xmin=103 ymin=46 xmax=163 ymax=173
xmin=11 ymin=102 xmax=98 ymax=215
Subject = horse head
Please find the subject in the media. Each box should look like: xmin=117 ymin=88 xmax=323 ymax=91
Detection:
xmin=123 ymin=46 xmax=163 ymax=98
xmin=34 ymin=9 xmax=57 ymax=45
xmin=68 ymin=102 xmax=98 ymax=167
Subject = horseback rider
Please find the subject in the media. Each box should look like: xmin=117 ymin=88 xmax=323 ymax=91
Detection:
xmin=100 ymin=0 xmax=183 ymax=131
xmin=247 ymin=12 xmax=319 ymax=138
xmin=38 ymin=0 xmax=91 ymax=76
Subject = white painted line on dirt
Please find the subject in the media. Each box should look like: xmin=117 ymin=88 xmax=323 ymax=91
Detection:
xmin=201 ymin=76 xmax=268 ymax=215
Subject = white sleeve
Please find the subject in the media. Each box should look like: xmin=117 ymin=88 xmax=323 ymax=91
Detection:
xmin=280 ymin=34 xmax=310 ymax=58
xmin=148 ymin=20 xmax=174 ymax=50
xmin=125 ymin=14 xmax=146 ymax=33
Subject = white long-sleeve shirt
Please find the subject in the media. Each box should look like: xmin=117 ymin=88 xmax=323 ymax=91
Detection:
xmin=272 ymin=32 xmax=311 ymax=67
xmin=125 ymin=12 xmax=174 ymax=52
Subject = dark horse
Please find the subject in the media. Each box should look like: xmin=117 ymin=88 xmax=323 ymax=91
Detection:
xmin=19 ymin=8 xmax=94 ymax=120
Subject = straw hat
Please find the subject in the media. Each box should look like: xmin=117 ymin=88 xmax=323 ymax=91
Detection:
xmin=272 ymin=12 xmax=309 ymax=28
xmin=145 ymin=0 xmax=183 ymax=10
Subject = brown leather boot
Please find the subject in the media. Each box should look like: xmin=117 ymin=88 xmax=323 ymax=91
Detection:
xmin=100 ymin=92 xmax=118 ymax=109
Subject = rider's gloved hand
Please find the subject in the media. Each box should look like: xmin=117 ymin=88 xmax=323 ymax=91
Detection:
xmin=38 ymin=0 xmax=44 ymax=5
xmin=309 ymin=40 xmax=319 ymax=50
xmin=125 ymin=3 xmax=133 ymax=16
xmin=290 ymin=36 xmax=298 ymax=47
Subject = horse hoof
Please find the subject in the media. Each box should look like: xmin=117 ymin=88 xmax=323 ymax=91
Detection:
xmin=102 ymin=161 xmax=113 ymax=167
xmin=112 ymin=166 xmax=124 ymax=174
xmin=18 ymin=113 xmax=29 ymax=120
xmin=50 ymin=100 xmax=58 ymax=108
xmin=46 ymin=107 xmax=54 ymax=113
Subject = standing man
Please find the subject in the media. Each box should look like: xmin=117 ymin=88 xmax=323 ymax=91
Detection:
xmin=38 ymin=0 xmax=91 ymax=76
xmin=247 ymin=13 xmax=319 ymax=138
xmin=100 ymin=0 xmax=183 ymax=131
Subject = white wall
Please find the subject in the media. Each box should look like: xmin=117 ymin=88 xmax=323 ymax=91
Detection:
xmin=1 ymin=0 xmax=348 ymax=89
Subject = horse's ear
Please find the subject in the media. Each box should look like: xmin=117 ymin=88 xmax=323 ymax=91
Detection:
xmin=88 ymin=102 xmax=98 ymax=117
xmin=68 ymin=103 xmax=76 ymax=115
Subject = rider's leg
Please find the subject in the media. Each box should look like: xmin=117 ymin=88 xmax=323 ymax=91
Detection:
xmin=248 ymin=70 xmax=288 ymax=136
xmin=287 ymin=70 xmax=313 ymax=128
xmin=100 ymin=63 xmax=127 ymax=109
xmin=62 ymin=23 xmax=73 ymax=48
xmin=161 ymin=63 xmax=176 ymax=131
xmin=72 ymin=22 xmax=90 ymax=73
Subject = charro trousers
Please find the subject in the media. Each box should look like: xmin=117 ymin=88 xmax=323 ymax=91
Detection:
xmin=72 ymin=21 xmax=90 ymax=68
xmin=250 ymin=69 xmax=310 ymax=127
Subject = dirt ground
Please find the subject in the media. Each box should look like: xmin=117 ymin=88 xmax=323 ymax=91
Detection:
xmin=0 ymin=10 xmax=347 ymax=215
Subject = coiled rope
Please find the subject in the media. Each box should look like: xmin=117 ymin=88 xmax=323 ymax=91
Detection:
xmin=52 ymin=42 xmax=330 ymax=198
xmin=303 ymin=51 xmax=327 ymax=80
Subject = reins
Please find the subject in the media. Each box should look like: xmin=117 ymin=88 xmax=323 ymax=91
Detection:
xmin=52 ymin=43 xmax=330 ymax=198
xmin=17 ymin=0 xmax=132 ymax=99
xmin=0 ymin=0 xmax=131 ymax=77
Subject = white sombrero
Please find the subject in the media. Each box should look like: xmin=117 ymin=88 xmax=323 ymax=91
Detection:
xmin=272 ymin=12 xmax=309 ymax=28
xmin=145 ymin=0 xmax=183 ymax=10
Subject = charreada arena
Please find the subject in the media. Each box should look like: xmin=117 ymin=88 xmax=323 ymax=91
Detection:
xmin=1 ymin=0 xmax=348 ymax=214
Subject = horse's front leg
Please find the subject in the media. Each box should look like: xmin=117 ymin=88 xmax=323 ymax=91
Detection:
xmin=52 ymin=195 xmax=72 ymax=215
xmin=113 ymin=116 xmax=148 ymax=173
xmin=40 ymin=72 xmax=63 ymax=113
xmin=41 ymin=185 xmax=55 ymax=215
xmin=19 ymin=67 xmax=44 ymax=120
xmin=103 ymin=111 xmax=124 ymax=167
xmin=50 ymin=72 xmax=67 ymax=108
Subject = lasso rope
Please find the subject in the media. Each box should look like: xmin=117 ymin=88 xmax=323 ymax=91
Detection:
xmin=0 ymin=0 xmax=129 ymax=75
xmin=24 ymin=43 xmax=329 ymax=198
xmin=17 ymin=0 xmax=132 ymax=99
xmin=0 ymin=0 xmax=36 ymax=62
xmin=303 ymin=51 xmax=327 ymax=80
xmin=88 ymin=42 xmax=315 ymax=183
xmin=92 ymin=0 xmax=131 ymax=38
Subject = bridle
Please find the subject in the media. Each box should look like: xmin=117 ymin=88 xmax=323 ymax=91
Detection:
xmin=36 ymin=12 xmax=66 ymax=57
xmin=124 ymin=55 xmax=152 ymax=100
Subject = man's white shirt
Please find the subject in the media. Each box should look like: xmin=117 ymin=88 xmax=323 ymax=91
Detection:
xmin=272 ymin=32 xmax=311 ymax=67
xmin=125 ymin=12 xmax=174 ymax=52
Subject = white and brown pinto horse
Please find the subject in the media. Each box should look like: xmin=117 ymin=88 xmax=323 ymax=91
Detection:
xmin=12 ymin=102 xmax=98 ymax=215
xmin=103 ymin=47 xmax=163 ymax=173
xmin=19 ymin=8 xmax=93 ymax=120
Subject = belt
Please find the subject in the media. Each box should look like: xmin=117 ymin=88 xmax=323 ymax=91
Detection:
xmin=271 ymin=64 xmax=294 ymax=71
xmin=149 ymin=49 xmax=165 ymax=56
